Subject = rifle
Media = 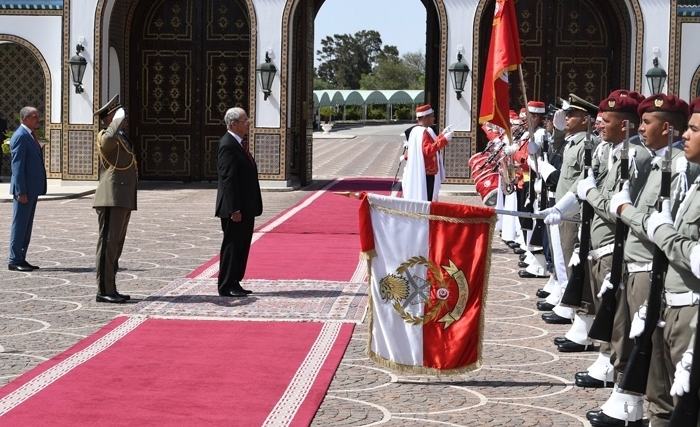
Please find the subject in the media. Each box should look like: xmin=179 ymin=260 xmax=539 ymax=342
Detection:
xmin=668 ymin=305 xmax=700 ymax=426
xmin=560 ymin=121 xmax=595 ymax=307
xmin=589 ymin=122 xmax=631 ymax=342
xmin=618 ymin=127 xmax=674 ymax=394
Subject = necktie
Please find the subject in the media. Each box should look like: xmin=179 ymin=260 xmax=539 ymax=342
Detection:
xmin=243 ymin=143 xmax=255 ymax=164
xmin=30 ymin=131 xmax=43 ymax=156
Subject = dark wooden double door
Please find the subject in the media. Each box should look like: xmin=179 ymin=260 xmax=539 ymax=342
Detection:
xmin=480 ymin=0 xmax=629 ymax=117
xmin=130 ymin=0 xmax=250 ymax=181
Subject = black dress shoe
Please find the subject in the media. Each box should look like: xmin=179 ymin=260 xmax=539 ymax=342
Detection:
xmin=575 ymin=371 xmax=590 ymax=381
xmin=542 ymin=312 xmax=572 ymax=324
xmin=506 ymin=241 xmax=519 ymax=248
xmin=536 ymin=301 xmax=555 ymax=311
xmin=575 ymin=372 xmax=613 ymax=388
xmin=558 ymin=340 xmax=594 ymax=352
xmin=519 ymin=253 xmax=527 ymax=261
xmin=96 ymin=294 xmax=127 ymax=303
xmin=239 ymin=288 xmax=253 ymax=294
xmin=115 ymin=292 xmax=131 ymax=300
xmin=519 ymin=270 xmax=548 ymax=278
xmin=518 ymin=261 xmax=529 ymax=268
xmin=513 ymin=247 xmax=526 ymax=254
xmin=554 ymin=337 xmax=570 ymax=346
xmin=21 ymin=261 xmax=39 ymax=269
xmin=8 ymin=264 xmax=33 ymax=272
xmin=588 ymin=410 xmax=642 ymax=426
xmin=536 ymin=288 xmax=550 ymax=298
xmin=220 ymin=290 xmax=247 ymax=298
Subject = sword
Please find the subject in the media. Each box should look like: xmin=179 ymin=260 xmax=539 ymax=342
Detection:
xmin=334 ymin=192 xmax=581 ymax=223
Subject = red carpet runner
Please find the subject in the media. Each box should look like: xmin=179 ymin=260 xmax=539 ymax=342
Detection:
xmin=0 ymin=178 xmax=390 ymax=427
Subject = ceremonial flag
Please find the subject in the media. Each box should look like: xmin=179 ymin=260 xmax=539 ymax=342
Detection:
xmin=478 ymin=0 xmax=522 ymax=138
xmin=359 ymin=193 xmax=496 ymax=373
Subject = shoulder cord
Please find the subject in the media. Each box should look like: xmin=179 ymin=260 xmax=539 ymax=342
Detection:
xmin=97 ymin=130 xmax=136 ymax=171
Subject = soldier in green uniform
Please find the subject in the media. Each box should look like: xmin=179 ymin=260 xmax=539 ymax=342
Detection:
xmin=576 ymin=93 xmax=654 ymax=390
xmin=587 ymin=94 xmax=699 ymax=427
xmin=93 ymin=95 xmax=138 ymax=304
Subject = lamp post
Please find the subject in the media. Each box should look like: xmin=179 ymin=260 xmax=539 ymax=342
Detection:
xmin=68 ymin=44 xmax=87 ymax=94
xmin=448 ymin=52 xmax=470 ymax=100
xmin=645 ymin=57 xmax=667 ymax=95
xmin=256 ymin=52 xmax=277 ymax=101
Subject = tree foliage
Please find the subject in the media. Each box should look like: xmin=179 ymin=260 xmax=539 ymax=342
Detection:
xmin=316 ymin=30 xmax=396 ymax=89
xmin=360 ymin=51 xmax=425 ymax=90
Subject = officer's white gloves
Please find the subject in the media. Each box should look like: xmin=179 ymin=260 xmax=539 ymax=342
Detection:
xmin=539 ymin=192 xmax=579 ymax=225
xmin=537 ymin=158 xmax=556 ymax=182
xmin=442 ymin=126 xmax=453 ymax=142
xmin=647 ymin=199 xmax=673 ymax=241
xmin=577 ymin=169 xmax=597 ymax=201
xmin=670 ymin=350 xmax=693 ymax=397
xmin=691 ymin=244 xmax=700 ymax=279
xmin=399 ymin=155 xmax=405 ymax=163
xmin=553 ymin=110 xmax=567 ymax=131
xmin=113 ymin=108 xmax=125 ymax=121
xmin=527 ymin=140 xmax=540 ymax=155
xmin=504 ymin=144 xmax=518 ymax=156
xmin=609 ymin=181 xmax=632 ymax=218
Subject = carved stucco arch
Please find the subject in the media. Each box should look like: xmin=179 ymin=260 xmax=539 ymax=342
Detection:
xmin=280 ymin=0 xmax=450 ymax=132
xmin=0 ymin=34 xmax=53 ymax=125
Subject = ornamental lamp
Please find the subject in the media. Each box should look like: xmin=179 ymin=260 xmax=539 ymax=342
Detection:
xmin=645 ymin=57 xmax=667 ymax=95
xmin=256 ymin=52 xmax=277 ymax=101
xmin=68 ymin=44 xmax=88 ymax=94
xmin=448 ymin=52 xmax=470 ymax=100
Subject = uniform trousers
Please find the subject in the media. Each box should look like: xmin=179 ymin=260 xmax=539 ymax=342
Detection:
xmin=9 ymin=195 xmax=38 ymax=265
xmin=218 ymin=215 xmax=254 ymax=294
xmin=559 ymin=220 xmax=597 ymax=316
xmin=647 ymin=305 xmax=696 ymax=427
xmin=95 ymin=207 xmax=131 ymax=295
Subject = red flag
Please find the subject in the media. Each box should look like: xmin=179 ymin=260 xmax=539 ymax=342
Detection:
xmin=478 ymin=0 xmax=522 ymax=139
xmin=359 ymin=193 xmax=496 ymax=373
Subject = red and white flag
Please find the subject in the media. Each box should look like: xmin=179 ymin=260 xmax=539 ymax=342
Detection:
xmin=478 ymin=0 xmax=522 ymax=139
xmin=359 ymin=194 xmax=496 ymax=373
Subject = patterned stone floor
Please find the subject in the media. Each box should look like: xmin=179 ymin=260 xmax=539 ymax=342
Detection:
xmin=0 ymin=123 xmax=608 ymax=425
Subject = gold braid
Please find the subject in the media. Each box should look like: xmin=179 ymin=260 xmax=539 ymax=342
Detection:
xmin=97 ymin=130 xmax=137 ymax=171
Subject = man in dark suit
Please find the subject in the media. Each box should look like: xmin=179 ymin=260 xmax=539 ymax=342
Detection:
xmin=215 ymin=107 xmax=263 ymax=297
xmin=93 ymin=95 xmax=138 ymax=303
xmin=8 ymin=106 xmax=47 ymax=271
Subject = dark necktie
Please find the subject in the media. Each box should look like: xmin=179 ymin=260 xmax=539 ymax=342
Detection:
xmin=30 ymin=131 xmax=43 ymax=157
xmin=243 ymin=143 xmax=255 ymax=164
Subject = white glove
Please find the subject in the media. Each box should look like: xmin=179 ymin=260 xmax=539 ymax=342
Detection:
xmin=504 ymin=144 xmax=518 ymax=156
xmin=609 ymin=181 xmax=632 ymax=218
xmin=629 ymin=305 xmax=647 ymax=338
xmin=442 ymin=126 xmax=453 ymax=142
xmin=691 ymin=244 xmax=700 ymax=279
xmin=527 ymin=140 xmax=540 ymax=155
xmin=670 ymin=350 xmax=693 ymax=397
xmin=399 ymin=155 xmax=405 ymax=163
xmin=113 ymin=107 xmax=125 ymax=121
xmin=577 ymin=169 xmax=597 ymax=201
xmin=539 ymin=192 xmax=579 ymax=225
xmin=553 ymin=109 xmax=567 ymax=131
xmin=597 ymin=272 xmax=613 ymax=298
xmin=647 ymin=199 xmax=673 ymax=241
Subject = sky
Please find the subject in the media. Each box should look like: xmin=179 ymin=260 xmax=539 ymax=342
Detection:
xmin=314 ymin=0 xmax=426 ymax=67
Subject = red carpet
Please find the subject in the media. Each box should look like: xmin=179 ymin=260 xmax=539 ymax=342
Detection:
xmin=189 ymin=178 xmax=392 ymax=281
xmin=0 ymin=318 xmax=354 ymax=427
xmin=0 ymin=178 xmax=387 ymax=426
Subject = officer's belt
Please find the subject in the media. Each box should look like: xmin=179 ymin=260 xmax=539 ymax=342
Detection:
xmin=627 ymin=262 xmax=653 ymax=273
xmin=664 ymin=291 xmax=700 ymax=307
xmin=587 ymin=244 xmax=614 ymax=261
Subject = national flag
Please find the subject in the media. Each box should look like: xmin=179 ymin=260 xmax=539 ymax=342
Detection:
xmin=478 ymin=0 xmax=522 ymax=139
xmin=359 ymin=193 xmax=496 ymax=373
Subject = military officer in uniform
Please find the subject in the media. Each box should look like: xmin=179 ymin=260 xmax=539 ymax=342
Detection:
xmin=93 ymin=95 xmax=138 ymax=304
xmin=576 ymin=93 xmax=653 ymax=390
xmin=587 ymin=94 xmax=700 ymax=427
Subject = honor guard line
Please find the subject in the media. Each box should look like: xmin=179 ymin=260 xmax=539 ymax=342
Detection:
xmin=333 ymin=192 xmax=582 ymax=224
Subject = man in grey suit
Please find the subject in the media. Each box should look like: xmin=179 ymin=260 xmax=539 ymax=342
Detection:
xmin=8 ymin=106 xmax=47 ymax=271
xmin=215 ymin=107 xmax=263 ymax=297
xmin=93 ymin=95 xmax=137 ymax=303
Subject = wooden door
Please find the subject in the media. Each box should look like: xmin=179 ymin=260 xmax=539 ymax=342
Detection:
xmin=130 ymin=0 xmax=250 ymax=181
